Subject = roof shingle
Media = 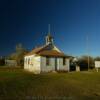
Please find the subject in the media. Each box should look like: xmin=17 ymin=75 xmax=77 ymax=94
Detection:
xmin=25 ymin=44 xmax=70 ymax=57
xmin=37 ymin=50 xmax=68 ymax=57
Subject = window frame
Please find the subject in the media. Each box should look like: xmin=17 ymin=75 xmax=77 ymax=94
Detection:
xmin=28 ymin=58 xmax=30 ymax=65
xmin=46 ymin=56 xmax=50 ymax=66
xmin=63 ymin=57 xmax=66 ymax=65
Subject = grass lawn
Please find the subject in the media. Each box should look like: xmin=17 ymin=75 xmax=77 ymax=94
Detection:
xmin=0 ymin=68 xmax=100 ymax=100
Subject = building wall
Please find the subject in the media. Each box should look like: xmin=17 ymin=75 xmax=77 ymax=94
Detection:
xmin=24 ymin=55 xmax=41 ymax=74
xmin=40 ymin=57 xmax=55 ymax=72
xmin=24 ymin=55 xmax=70 ymax=73
xmin=40 ymin=57 xmax=70 ymax=72
xmin=58 ymin=58 xmax=70 ymax=71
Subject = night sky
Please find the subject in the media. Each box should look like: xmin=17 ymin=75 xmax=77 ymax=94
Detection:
xmin=0 ymin=0 xmax=100 ymax=57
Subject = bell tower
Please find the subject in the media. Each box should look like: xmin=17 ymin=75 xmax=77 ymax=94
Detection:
xmin=45 ymin=24 xmax=54 ymax=45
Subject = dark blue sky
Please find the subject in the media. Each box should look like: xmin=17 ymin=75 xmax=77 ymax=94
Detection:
xmin=0 ymin=0 xmax=100 ymax=57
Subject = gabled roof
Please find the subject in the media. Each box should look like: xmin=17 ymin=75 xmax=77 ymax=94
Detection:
xmin=37 ymin=50 xmax=68 ymax=57
xmin=25 ymin=45 xmax=46 ymax=56
xmin=25 ymin=44 xmax=70 ymax=58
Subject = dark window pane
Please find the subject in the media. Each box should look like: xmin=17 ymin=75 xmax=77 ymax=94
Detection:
xmin=63 ymin=58 xmax=66 ymax=65
xmin=46 ymin=57 xmax=50 ymax=66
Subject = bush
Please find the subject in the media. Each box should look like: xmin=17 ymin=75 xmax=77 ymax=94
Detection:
xmin=78 ymin=55 xmax=94 ymax=70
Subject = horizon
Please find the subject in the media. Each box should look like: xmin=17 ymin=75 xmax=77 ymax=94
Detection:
xmin=0 ymin=0 xmax=100 ymax=57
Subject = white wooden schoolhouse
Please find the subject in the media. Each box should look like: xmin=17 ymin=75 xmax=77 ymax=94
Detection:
xmin=24 ymin=31 xmax=70 ymax=74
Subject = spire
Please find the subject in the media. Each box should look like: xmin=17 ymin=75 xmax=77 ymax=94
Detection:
xmin=45 ymin=24 xmax=54 ymax=45
xmin=48 ymin=24 xmax=51 ymax=37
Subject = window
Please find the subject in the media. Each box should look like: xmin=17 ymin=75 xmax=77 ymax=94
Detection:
xmin=46 ymin=57 xmax=50 ymax=66
xmin=30 ymin=58 xmax=32 ymax=65
xmin=28 ymin=58 xmax=30 ymax=65
xmin=27 ymin=59 xmax=28 ymax=65
xmin=25 ymin=59 xmax=27 ymax=64
xmin=63 ymin=58 xmax=66 ymax=65
xmin=25 ymin=58 xmax=27 ymax=64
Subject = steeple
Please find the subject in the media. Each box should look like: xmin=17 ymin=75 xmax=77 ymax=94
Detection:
xmin=45 ymin=24 xmax=54 ymax=45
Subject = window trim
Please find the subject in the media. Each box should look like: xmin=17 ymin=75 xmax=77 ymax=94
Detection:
xmin=63 ymin=57 xmax=66 ymax=65
xmin=28 ymin=58 xmax=30 ymax=65
xmin=46 ymin=57 xmax=50 ymax=66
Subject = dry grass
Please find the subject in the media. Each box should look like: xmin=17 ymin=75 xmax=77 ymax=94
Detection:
xmin=0 ymin=68 xmax=100 ymax=100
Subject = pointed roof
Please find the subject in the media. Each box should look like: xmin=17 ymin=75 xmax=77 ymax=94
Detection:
xmin=25 ymin=45 xmax=47 ymax=56
xmin=37 ymin=50 xmax=68 ymax=57
xmin=25 ymin=44 xmax=69 ymax=57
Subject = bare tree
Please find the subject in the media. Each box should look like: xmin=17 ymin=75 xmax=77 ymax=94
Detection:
xmin=8 ymin=43 xmax=28 ymax=67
